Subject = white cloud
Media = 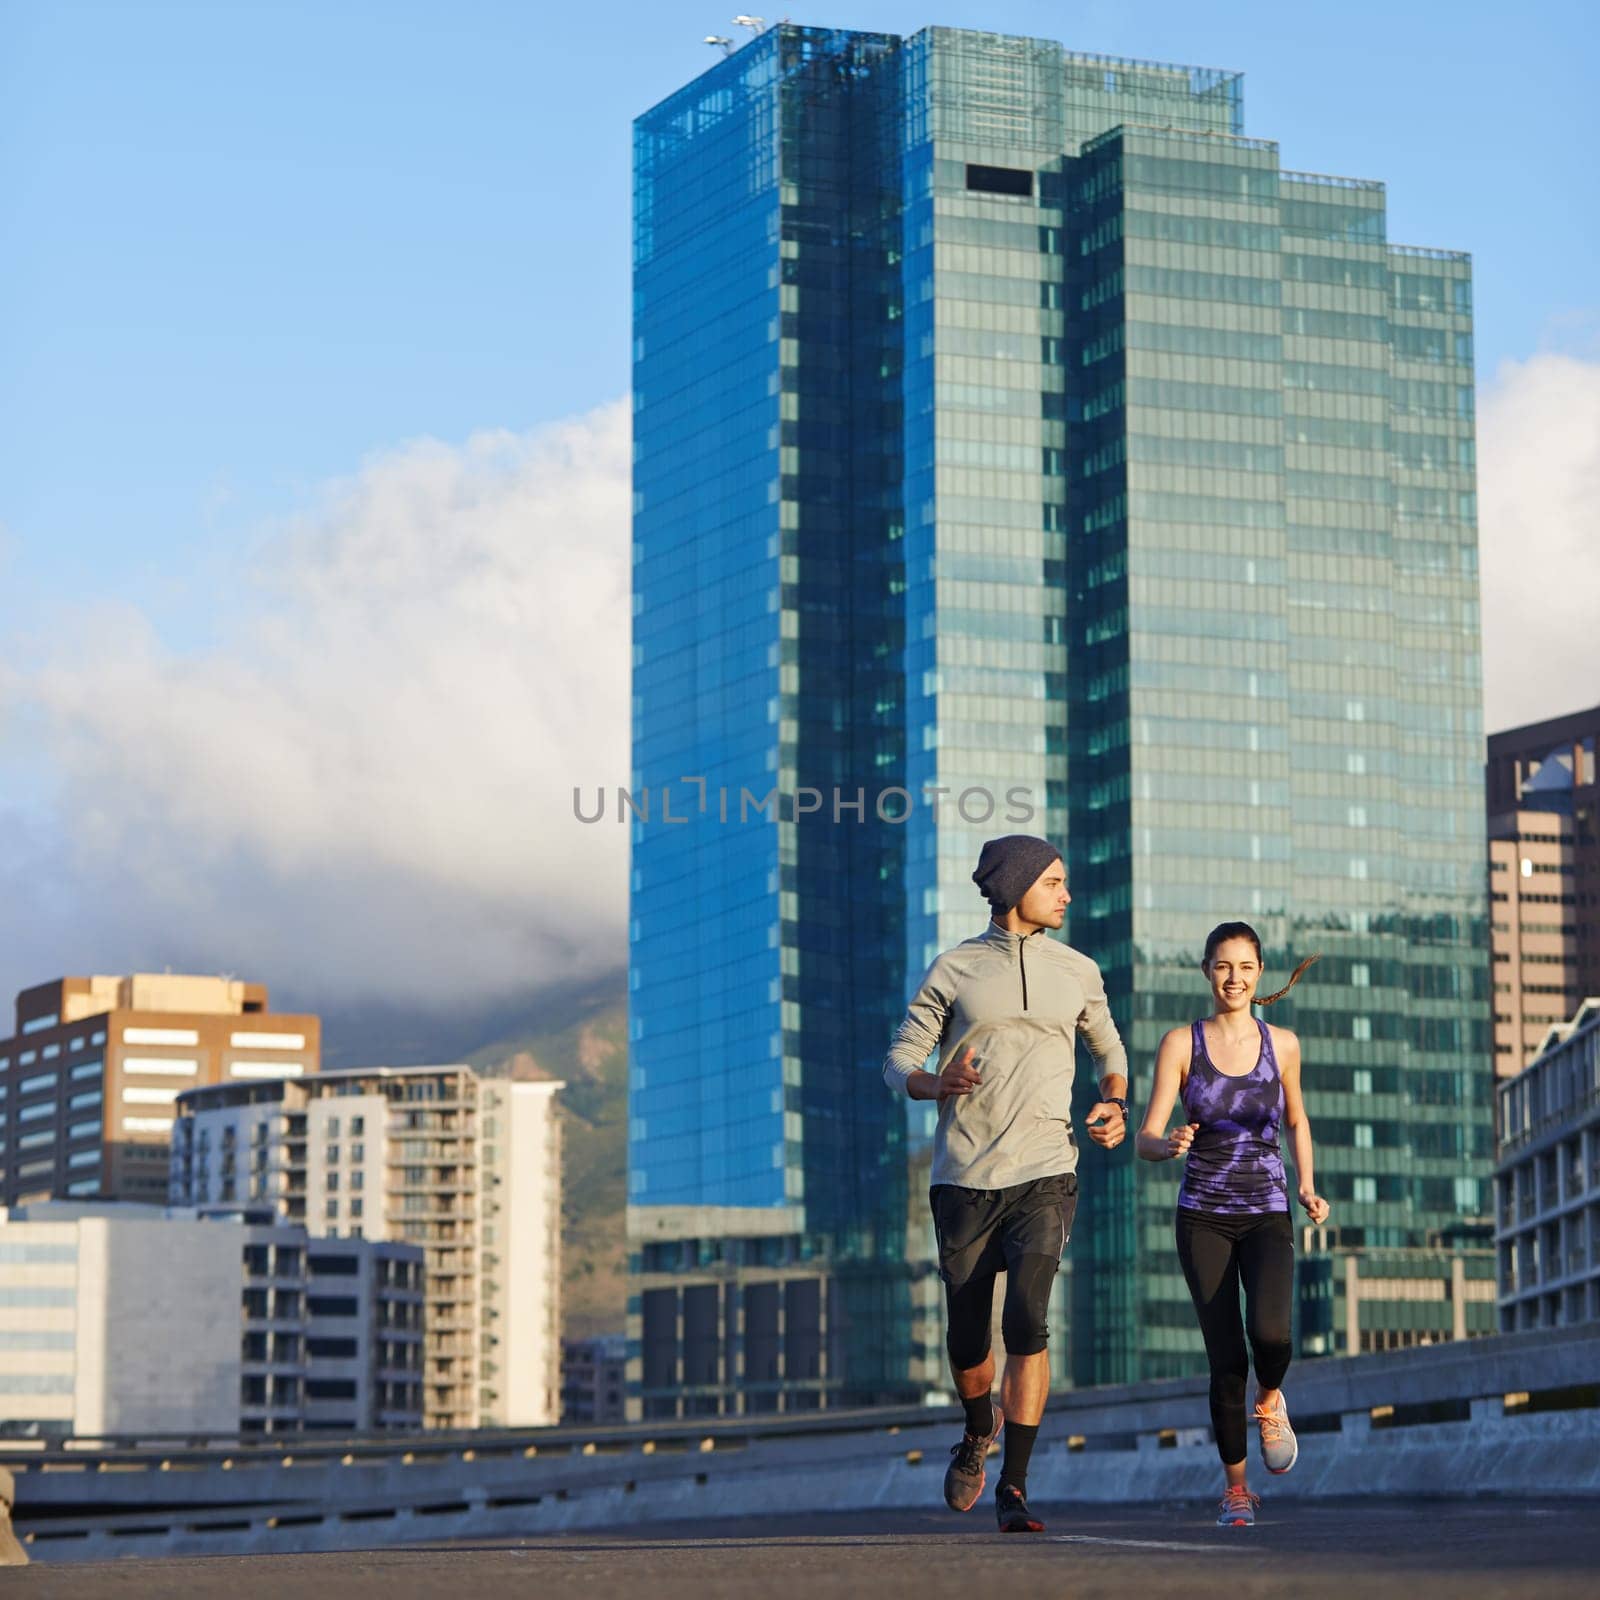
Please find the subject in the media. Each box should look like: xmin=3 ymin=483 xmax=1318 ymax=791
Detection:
xmin=5 ymin=353 xmax=1595 ymax=1016
xmin=3 ymin=401 xmax=631 ymax=1011
xmin=1478 ymin=350 xmax=1600 ymax=733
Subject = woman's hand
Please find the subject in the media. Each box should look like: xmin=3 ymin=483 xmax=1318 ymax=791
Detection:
xmin=1298 ymin=1187 xmax=1330 ymax=1225
xmin=1166 ymin=1121 xmax=1200 ymax=1159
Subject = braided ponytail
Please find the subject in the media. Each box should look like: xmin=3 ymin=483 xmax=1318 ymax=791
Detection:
xmin=1256 ymin=952 xmax=1321 ymax=1006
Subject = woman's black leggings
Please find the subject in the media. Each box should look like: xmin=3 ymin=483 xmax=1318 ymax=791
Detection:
xmin=1174 ymin=1208 xmax=1295 ymax=1466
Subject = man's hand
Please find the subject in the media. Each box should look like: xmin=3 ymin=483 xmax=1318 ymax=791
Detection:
xmin=907 ymin=1044 xmax=982 ymax=1103
xmin=1298 ymin=1187 xmax=1330 ymax=1225
xmin=1085 ymin=1101 xmax=1126 ymax=1149
xmin=1165 ymin=1121 xmax=1200 ymax=1159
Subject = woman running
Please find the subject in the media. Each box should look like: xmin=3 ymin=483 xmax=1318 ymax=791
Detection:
xmin=1134 ymin=922 xmax=1330 ymax=1527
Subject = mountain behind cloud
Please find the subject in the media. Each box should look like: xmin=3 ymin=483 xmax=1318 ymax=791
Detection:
xmin=2 ymin=346 xmax=1595 ymax=1021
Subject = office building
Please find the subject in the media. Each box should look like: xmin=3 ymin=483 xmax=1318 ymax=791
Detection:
xmin=171 ymin=1065 xmax=563 ymax=1430
xmin=0 ymin=974 xmax=318 ymax=1209
xmin=1298 ymin=1235 xmax=1495 ymax=1355
xmin=1496 ymin=997 xmax=1600 ymax=1330
xmin=630 ymin=23 xmax=1489 ymax=1408
xmin=562 ymin=1333 xmax=628 ymax=1425
xmin=0 ymin=1203 xmax=421 ymax=1437
xmin=1487 ymin=705 xmax=1598 ymax=1075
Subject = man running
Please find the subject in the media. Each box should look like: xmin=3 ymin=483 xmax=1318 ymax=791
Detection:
xmin=883 ymin=834 xmax=1129 ymax=1533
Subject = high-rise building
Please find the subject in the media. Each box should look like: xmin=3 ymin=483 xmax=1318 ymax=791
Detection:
xmin=630 ymin=22 xmax=1489 ymax=1409
xmin=0 ymin=975 xmax=318 ymax=1210
xmin=1487 ymin=705 xmax=1599 ymax=1075
xmin=169 ymin=1065 xmax=563 ymax=1430
xmin=0 ymin=1202 xmax=422 ymax=1437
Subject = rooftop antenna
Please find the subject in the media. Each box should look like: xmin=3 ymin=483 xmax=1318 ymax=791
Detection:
xmin=732 ymin=15 xmax=768 ymax=35
xmin=705 ymin=34 xmax=733 ymax=54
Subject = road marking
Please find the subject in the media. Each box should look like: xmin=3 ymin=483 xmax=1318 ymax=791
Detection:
xmin=1049 ymin=1534 xmax=1221 ymax=1553
xmin=527 ymin=1533 xmax=1226 ymax=1554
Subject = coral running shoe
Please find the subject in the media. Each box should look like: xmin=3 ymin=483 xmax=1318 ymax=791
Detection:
xmin=1217 ymin=1485 xmax=1261 ymax=1527
xmin=1255 ymin=1391 xmax=1299 ymax=1475
xmin=943 ymin=1404 xmax=1004 ymax=1512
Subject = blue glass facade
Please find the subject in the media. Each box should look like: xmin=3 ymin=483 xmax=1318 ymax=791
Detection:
xmin=631 ymin=28 xmax=922 ymax=1415
xmin=630 ymin=24 xmax=1488 ymax=1413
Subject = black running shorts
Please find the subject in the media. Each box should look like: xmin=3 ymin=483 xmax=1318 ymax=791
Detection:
xmin=930 ymin=1172 xmax=1078 ymax=1365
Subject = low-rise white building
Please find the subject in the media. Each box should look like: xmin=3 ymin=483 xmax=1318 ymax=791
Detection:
xmin=0 ymin=1203 xmax=422 ymax=1439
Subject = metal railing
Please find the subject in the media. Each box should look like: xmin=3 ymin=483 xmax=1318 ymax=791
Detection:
xmin=1081 ymin=122 xmax=1276 ymax=157
xmin=1388 ymin=243 xmax=1471 ymax=263
xmin=1281 ymin=168 xmax=1384 ymax=193
xmin=5 ymin=1322 xmax=1594 ymax=1469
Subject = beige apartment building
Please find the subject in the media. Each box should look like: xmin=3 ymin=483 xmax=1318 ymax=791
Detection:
xmin=170 ymin=1064 xmax=563 ymax=1431
xmin=1488 ymin=813 xmax=1582 ymax=1075
xmin=1486 ymin=705 xmax=1597 ymax=1079
xmin=0 ymin=975 xmax=319 ymax=1208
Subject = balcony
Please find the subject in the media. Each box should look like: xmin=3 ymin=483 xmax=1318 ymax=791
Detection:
xmin=385 ymin=1106 xmax=473 ymax=1132
xmin=390 ymin=1143 xmax=477 ymax=1165
xmin=386 ymin=1178 xmax=474 ymax=1198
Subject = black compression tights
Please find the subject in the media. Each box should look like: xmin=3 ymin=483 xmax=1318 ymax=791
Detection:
xmin=1174 ymin=1209 xmax=1295 ymax=1466
xmin=945 ymin=1251 xmax=1059 ymax=1370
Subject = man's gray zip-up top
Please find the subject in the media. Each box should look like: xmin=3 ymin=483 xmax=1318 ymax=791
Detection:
xmin=883 ymin=921 xmax=1128 ymax=1190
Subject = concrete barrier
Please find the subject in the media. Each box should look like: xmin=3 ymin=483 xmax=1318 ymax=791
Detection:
xmin=6 ymin=1324 xmax=1596 ymax=1563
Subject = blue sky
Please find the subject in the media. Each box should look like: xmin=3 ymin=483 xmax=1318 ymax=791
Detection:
xmin=3 ymin=0 xmax=1595 ymax=637
xmin=0 ymin=1 xmax=1595 ymax=1011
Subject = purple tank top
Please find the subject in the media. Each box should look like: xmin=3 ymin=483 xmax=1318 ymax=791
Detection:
xmin=1177 ymin=1017 xmax=1289 ymax=1216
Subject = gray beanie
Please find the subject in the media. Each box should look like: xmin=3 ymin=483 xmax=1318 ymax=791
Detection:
xmin=971 ymin=835 xmax=1063 ymax=915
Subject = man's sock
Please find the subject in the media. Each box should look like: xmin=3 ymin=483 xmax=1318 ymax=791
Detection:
xmin=961 ymin=1392 xmax=995 ymax=1439
xmin=999 ymin=1421 xmax=1038 ymax=1494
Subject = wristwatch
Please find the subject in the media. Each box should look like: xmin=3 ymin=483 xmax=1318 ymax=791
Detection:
xmin=1106 ymin=1096 xmax=1128 ymax=1119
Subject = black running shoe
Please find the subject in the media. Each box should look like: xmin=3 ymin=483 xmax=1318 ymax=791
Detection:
xmin=943 ymin=1403 xmax=1004 ymax=1512
xmin=996 ymin=1481 xmax=1044 ymax=1533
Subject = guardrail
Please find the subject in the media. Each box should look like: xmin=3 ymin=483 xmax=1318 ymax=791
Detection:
xmin=5 ymin=1324 xmax=1596 ymax=1563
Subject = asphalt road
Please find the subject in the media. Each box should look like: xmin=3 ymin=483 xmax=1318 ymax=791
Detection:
xmin=8 ymin=1499 xmax=1597 ymax=1598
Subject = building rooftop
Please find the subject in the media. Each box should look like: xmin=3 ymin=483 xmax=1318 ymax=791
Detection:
xmin=176 ymin=1062 xmax=565 ymax=1109
xmin=11 ymin=972 xmax=279 ymax=1036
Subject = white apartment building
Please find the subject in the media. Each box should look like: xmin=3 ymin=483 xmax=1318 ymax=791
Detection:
xmin=0 ymin=1203 xmax=422 ymax=1437
xmin=170 ymin=1065 xmax=563 ymax=1430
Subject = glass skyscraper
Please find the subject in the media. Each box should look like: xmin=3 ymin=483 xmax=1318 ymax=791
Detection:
xmin=629 ymin=24 xmax=1488 ymax=1413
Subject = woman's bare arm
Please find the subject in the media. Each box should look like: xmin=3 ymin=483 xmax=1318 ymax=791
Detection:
xmin=1135 ymin=1026 xmax=1199 ymax=1162
xmin=1276 ymin=1026 xmax=1329 ymax=1224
